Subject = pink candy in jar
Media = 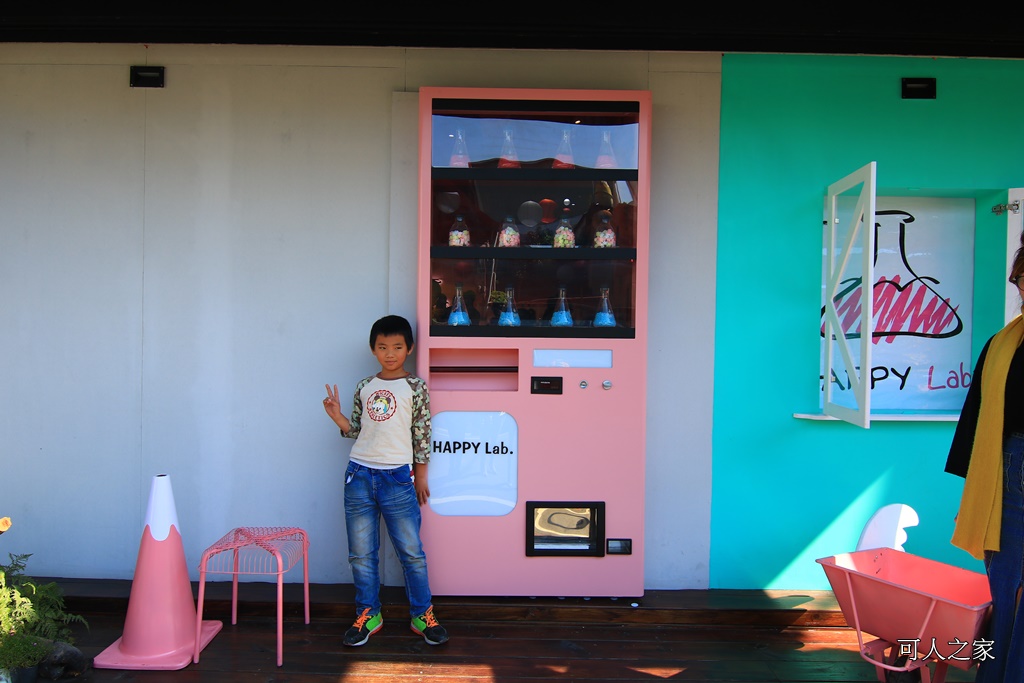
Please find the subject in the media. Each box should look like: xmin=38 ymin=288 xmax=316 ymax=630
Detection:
xmin=497 ymin=216 xmax=520 ymax=247
xmin=553 ymin=225 xmax=575 ymax=248
xmin=448 ymin=215 xmax=471 ymax=246
xmin=498 ymin=226 xmax=520 ymax=247
xmin=593 ymin=229 xmax=616 ymax=247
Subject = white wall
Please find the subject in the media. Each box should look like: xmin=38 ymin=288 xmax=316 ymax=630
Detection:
xmin=0 ymin=43 xmax=720 ymax=590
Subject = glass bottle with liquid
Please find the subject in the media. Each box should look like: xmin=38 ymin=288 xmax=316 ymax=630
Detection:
xmin=551 ymin=287 xmax=573 ymax=327
xmin=498 ymin=128 xmax=520 ymax=168
xmin=594 ymin=287 xmax=616 ymax=327
xmin=498 ymin=286 xmax=521 ymax=327
xmin=448 ymin=284 xmax=471 ymax=326
xmin=595 ymin=130 xmax=618 ymax=169
xmin=552 ymin=128 xmax=575 ymax=169
xmin=449 ymin=128 xmax=470 ymax=168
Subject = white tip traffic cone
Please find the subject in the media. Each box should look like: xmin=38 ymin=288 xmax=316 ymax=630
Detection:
xmin=93 ymin=474 xmax=222 ymax=670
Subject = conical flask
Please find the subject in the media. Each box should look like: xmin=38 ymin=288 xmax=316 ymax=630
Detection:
xmin=498 ymin=128 xmax=520 ymax=168
xmin=595 ymin=130 xmax=618 ymax=169
xmin=448 ymin=283 xmax=471 ymax=326
xmin=553 ymin=128 xmax=575 ymax=169
xmin=551 ymin=287 xmax=573 ymax=327
xmin=449 ymin=128 xmax=470 ymax=168
xmin=498 ymin=287 xmax=521 ymax=327
xmin=594 ymin=287 xmax=616 ymax=327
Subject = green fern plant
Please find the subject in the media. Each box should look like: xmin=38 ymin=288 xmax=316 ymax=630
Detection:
xmin=0 ymin=554 xmax=86 ymax=643
xmin=0 ymin=568 xmax=35 ymax=637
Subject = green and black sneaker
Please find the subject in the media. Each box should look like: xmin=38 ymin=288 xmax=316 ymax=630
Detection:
xmin=343 ymin=608 xmax=383 ymax=647
xmin=410 ymin=606 xmax=449 ymax=645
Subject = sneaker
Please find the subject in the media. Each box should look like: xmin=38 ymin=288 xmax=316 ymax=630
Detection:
xmin=410 ymin=606 xmax=449 ymax=645
xmin=343 ymin=608 xmax=382 ymax=646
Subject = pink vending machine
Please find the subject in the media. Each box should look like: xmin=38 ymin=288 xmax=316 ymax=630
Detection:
xmin=416 ymin=87 xmax=651 ymax=597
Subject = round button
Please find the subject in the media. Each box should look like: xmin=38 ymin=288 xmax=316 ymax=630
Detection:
xmin=579 ymin=380 xmax=588 ymax=389
xmin=602 ymin=380 xmax=612 ymax=390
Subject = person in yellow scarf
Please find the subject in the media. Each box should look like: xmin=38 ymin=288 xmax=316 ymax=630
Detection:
xmin=946 ymin=241 xmax=1024 ymax=683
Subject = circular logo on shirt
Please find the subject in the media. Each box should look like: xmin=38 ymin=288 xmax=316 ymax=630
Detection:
xmin=367 ymin=389 xmax=396 ymax=422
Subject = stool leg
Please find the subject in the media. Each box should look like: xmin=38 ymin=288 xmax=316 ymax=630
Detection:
xmin=194 ymin=561 xmax=208 ymax=664
xmin=275 ymin=550 xmax=284 ymax=667
xmin=231 ymin=547 xmax=239 ymax=625
xmin=302 ymin=532 xmax=310 ymax=624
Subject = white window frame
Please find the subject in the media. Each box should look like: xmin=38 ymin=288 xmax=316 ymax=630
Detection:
xmin=822 ymin=162 xmax=875 ymax=429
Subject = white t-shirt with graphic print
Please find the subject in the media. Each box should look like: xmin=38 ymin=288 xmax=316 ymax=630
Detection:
xmin=344 ymin=374 xmax=431 ymax=468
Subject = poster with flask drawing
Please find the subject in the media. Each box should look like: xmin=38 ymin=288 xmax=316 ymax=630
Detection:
xmin=821 ymin=196 xmax=974 ymax=412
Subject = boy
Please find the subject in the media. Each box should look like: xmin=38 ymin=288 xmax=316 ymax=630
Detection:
xmin=322 ymin=314 xmax=448 ymax=646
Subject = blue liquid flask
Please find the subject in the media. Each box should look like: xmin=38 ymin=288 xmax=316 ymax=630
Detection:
xmin=448 ymin=284 xmax=471 ymax=326
xmin=498 ymin=286 xmax=520 ymax=327
xmin=551 ymin=287 xmax=573 ymax=327
xmin=594 ymin=287 xmax=616 ymax=327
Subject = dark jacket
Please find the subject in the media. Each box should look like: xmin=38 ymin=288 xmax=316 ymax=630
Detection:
xmin=946 ymin=337 xmax=1024 ymax=478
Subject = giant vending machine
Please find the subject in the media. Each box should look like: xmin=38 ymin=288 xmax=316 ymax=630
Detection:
xmin=416 ymin=87 xmax=651 ymax=597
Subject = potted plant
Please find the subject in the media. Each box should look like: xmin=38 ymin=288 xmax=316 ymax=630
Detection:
xmin=0 ymin=631 xmax=48 ymax=683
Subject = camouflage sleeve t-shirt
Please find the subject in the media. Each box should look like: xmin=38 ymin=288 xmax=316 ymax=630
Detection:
xmin=342 ymin=374 xmax=431 ymax=467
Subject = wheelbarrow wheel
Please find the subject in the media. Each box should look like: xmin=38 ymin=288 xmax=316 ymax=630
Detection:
xmin=884 ymin=655 xmax=922 ymax=683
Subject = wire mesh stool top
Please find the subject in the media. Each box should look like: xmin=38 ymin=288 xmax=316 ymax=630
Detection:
xmin=199 ymin=526 xmax=307 ymax=576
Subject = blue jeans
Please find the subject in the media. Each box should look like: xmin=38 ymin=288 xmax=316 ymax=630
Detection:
xmin=344 ymin=462 xmax=433 ymax=618
xmin=977 ymin=433 xmax=1024 ymax=683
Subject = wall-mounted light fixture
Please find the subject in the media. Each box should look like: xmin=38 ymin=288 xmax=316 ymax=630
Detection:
xmin=901 ymin=77 xmax=936 ymax=99
xmin=130 ymin=66 xmax=165 ymax=88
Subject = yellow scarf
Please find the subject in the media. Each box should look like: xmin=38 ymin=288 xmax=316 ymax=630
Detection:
xmin=951 ymin=314 xmax=1024 ymax=559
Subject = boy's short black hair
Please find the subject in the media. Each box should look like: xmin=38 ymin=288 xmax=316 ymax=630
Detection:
xmin=369 ymin=315 xmax=414 ymax=349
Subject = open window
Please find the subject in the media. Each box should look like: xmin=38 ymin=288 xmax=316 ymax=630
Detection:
xmin=815 ymin=162 xmax=979 ymax=428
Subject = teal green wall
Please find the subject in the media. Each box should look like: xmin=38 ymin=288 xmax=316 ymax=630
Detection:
xmin=714 ymin=53 xmax=1024 ymax=588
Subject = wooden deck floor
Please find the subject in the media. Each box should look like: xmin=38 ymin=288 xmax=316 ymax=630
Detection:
xmin=54 ymin=580 xmax=976 ymax=682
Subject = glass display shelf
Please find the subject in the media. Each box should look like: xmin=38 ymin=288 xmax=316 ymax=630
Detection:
xmin=426 ymin=94 xmax=642 ymax=340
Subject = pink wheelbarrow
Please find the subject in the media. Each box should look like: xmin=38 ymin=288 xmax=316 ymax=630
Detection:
xmin=817 ymin=548 xmax=992 ymax=683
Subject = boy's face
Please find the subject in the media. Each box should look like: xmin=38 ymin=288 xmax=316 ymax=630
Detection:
xmin=372 ymin=333 xmax=412 ymax=377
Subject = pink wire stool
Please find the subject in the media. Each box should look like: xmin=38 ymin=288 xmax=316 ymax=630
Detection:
xmin=194 ymin=526 xmax=309 ymax=667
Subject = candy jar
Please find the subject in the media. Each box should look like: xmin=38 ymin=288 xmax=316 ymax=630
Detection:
xmin=595 ymin=129 xmax=618 ymax=169
xmin=449 ymin=128 xmax=470 ymax=168
xmin=551 ymin=287 xmax=573 ymax=327
xmin=594 ymin=287 xmax=616 ymax=327
xmin=449 ymin=215 xmax=470 ymax=246
xmin=553 ymin=128 xmax=575 ymax=169
xmin=448 ymin=284 xmax=471 ymax=326
xmin=593 ymin=213 xmax=616 ymax=248
xmin=497 ymin=215 xmax=520 ymax=247
xmin=498 ymin=128 xmax=520 ymax=168
xmin=498 ymin=286 xmax=521 ymax=326
xmin=553 ymin=199 xmax=575 ymax=248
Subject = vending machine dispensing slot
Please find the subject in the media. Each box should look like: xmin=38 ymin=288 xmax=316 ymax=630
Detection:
xmin=429 ymin=348 xmax=519 ymax=391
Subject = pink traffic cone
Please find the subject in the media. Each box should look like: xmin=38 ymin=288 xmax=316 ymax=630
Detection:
xmin=94 ymin=474 xmax=222 ymax=670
